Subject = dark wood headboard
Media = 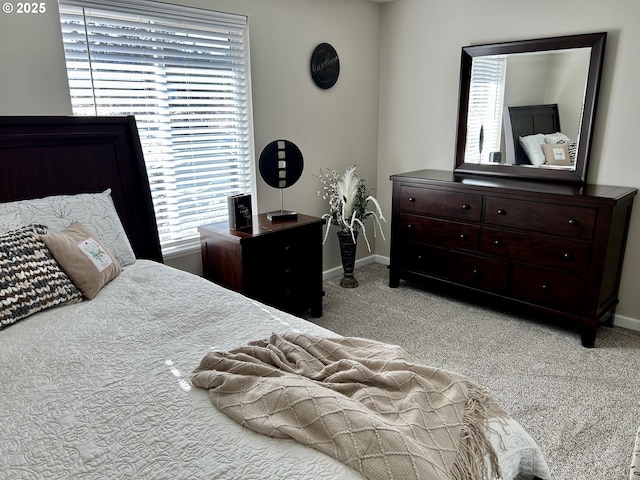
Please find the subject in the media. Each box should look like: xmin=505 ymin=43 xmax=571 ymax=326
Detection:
xmin=503 ymin=104 xmax=560 ymax=165
xmin=0 ymin=116 xmax=163 ymax=262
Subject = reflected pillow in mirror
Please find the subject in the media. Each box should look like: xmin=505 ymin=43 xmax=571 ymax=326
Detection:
xmin=543 ymin=132 xmax=572 ymax=144
xmin=544 ymin=133 xmax=576 ymax=164
xmin=557 ymin=139 xmax=577 ymax=164
xmin=519 ymin=134 xmax=546 ymax=166
xmin=541 ymin=143 xmax=572 ymax=166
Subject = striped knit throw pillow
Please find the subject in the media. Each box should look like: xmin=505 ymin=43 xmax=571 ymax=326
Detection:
xmin=0 ymin=224 xmax=82 ymax=329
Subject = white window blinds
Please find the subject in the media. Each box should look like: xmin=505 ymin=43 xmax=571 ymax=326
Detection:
xmin=464 ymin=56 xmax=506 ymax=164
xmin=59 ymin=0 xmax=255 ymax=254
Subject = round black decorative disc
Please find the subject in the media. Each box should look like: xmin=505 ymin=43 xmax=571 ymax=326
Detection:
xmin=310 ymin=43 xmax=340 ymax=89
xmin=258 ymin=140 xmax=304 ymax=189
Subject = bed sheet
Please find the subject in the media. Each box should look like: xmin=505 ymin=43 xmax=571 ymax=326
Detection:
xmin=0 ymin=260 xmax=549 ymax=479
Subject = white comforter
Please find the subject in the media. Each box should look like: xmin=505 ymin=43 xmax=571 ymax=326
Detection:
xmin=0 ymin=261 xmax=550 ymax=479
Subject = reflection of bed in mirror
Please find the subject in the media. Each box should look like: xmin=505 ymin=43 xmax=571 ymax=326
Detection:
xmin=502 ymin=104 xmax=576 ymax=169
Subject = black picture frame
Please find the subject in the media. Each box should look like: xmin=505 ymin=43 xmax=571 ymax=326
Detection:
xmin=228 ymin=194 xmax=252 ymax=231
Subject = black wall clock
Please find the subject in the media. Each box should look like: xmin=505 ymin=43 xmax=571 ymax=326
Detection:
xmin=310 ymin=43 xmax=340 ymax=89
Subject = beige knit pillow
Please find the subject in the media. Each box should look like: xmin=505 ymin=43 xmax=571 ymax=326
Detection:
xmin=41 ymin=222 xmax=122 ymax=300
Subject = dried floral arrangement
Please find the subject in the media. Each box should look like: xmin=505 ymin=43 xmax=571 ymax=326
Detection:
xmin=316 ymin=165 xmax=386 ymax=251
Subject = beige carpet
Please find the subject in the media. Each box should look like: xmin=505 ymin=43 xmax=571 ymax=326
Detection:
xmin=304 ymin=262 xmax=640 ymax=480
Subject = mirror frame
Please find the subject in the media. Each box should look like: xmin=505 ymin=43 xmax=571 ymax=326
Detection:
xmin=454 ymin=32 xmax=607 ymax=183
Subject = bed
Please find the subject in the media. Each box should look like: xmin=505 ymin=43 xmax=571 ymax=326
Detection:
xmin=503 ymin=104 xmax=576 ymax=168
xmin=0 ymin=116 xmax=551 ymax=480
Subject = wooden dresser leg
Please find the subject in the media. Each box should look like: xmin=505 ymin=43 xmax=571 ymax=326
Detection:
xmin=580 ymin=323 xmax=597 ymax=348
xmin=603 ymin=307 xmax=616 ymax=328
xmin=388 ymin=268 xmax=399 ymax=288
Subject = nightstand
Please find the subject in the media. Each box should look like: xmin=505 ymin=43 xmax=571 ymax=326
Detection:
xmin=198 ymin=213 xmax=325 ymax=317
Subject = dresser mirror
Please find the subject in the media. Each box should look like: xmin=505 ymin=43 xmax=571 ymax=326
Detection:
xmin=454 ymin=32 xmax=606 ymax=183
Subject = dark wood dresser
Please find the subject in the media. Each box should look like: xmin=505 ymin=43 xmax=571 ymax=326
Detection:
xmin=198 ymin=213 xmax=324 ymax=317
xmin=389 ymin=169 xmax=637 ymax=347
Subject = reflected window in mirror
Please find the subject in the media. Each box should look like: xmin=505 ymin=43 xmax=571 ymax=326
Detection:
xmin=465 ymin=56 xmax=506 ymax=164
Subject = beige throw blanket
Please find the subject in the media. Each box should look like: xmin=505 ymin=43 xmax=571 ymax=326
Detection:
xmin=192 ymin=333 xmax=506 ymax=480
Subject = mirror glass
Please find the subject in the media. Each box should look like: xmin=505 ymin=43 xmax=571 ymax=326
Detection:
xmin=454 ymin=33 xmax=606 ymax=183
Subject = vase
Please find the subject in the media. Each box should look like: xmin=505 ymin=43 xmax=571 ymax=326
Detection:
xmin=337 ymin=230 xmax=359 ymax=288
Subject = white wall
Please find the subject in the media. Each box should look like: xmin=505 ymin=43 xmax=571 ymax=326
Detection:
xmin=376 ymin=0 xmax=640 ymax=321
xmin=0 ymin=0 xmax=382 ymax=273
xmin=0 ymin=0 xmax=71 ymax=114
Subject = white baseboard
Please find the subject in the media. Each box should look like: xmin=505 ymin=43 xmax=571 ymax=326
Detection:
xmin=323 ymin=257 xmax=640 ymax=333
xmin=323 ymin=254 xmax=377 ymax=280
xmin=613 ymin=314 xmax=640 ymax=332
xmin=322 ymin=254 xmax=390 ymax=280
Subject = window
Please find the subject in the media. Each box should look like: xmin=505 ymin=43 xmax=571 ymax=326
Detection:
xmin=465 ymin=56 xmax=506 ymax=164
xmin=59 ymin=0 xmax=255 ymax=255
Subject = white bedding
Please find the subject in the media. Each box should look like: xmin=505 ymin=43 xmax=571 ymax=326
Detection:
xmin=0 ymin=260 xmax=550 ymax=479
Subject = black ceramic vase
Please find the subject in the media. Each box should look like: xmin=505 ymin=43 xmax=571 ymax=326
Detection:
xmin=337 ymin=230 xmax=358 ymax=288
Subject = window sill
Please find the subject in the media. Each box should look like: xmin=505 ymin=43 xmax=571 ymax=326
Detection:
xmin=161 ymin=238 xmax=201 ymax=261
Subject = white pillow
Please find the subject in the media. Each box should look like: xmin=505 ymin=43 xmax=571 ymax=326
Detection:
xmin=0 ymin=211 xmax=22 ymax=232
xmin=518 ymin=134 xmax=546 ymax=166
xmin=0 ymin=189 xmax=136 ymax=266
xmin=543 ymin=132 xmax=572 ymax=144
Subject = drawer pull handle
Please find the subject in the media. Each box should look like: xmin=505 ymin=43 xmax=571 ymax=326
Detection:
xmin=462 ymin=204 xmax=470 ymax=210
xmin=497 ymin=209 xmax=507 ymax=216
xmin=407 ymin=224 xmax=413 ymax=230
xmin=563 ymin=252 xmax=572 ymax=260
xmin=417 ymin=255 xmax=423 ymax=260
xmin=542 ymin=284 xmax=550 ymax=291
xmin=493 ymin=240 xmax=502 ymax=247
xmin=460 ymin=234 xmax=467 ymax=240
xmin=284 ymin=245 xmax=291 ymax=252
xmin=408 ymin=196 xmax=416 ymax=202
xmin=472 ymin=269 xmax=479 ymax=275
xmin=568 ymin=219 xmax=577 ymax=225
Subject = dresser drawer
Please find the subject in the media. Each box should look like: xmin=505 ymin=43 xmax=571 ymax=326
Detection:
xmin=511 ymin=264 xmax=586 ymax=312
xmin=398 ymin=214 xmax=480 ymax=250
xmin=399 ymin=186 xmax=482 ymax=222
xmin=449 ymin=252 xmax=509 ymax=294
xmin=484 ymin=197 xmax=596 ymax=239
xmin=482 ymin=228 xmax=591 ymax=274
xmin=394 ymin=242 xmax=449 ymax=278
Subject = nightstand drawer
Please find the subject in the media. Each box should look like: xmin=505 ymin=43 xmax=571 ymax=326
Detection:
xmin=251 ymin=229 xmax=308 ymax=266
xmin=399 ymin=186 xmax=482 ymax=222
